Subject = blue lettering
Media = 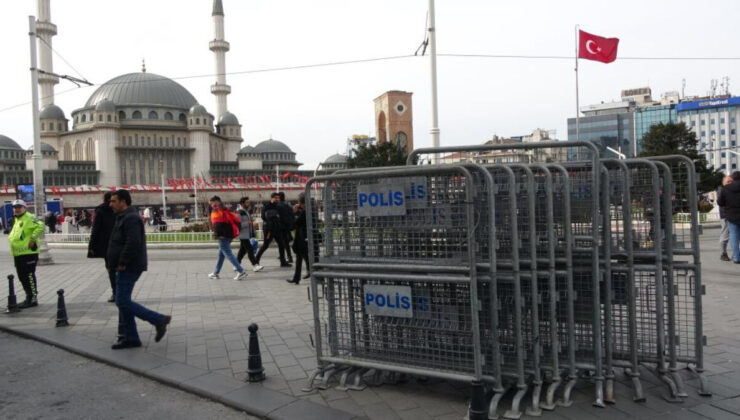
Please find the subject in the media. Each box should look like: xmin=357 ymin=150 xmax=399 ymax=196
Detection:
xmin=400 ymin=296 xmax=411 ymax=310
xmin=387 ymin=294 xmax=395 ymax=308
xmin=369 ymin=193 xmax=378 ymax=207
xmin=358 ymin=193 xmax=368 ymax=207
xmin=393 ymin=191 xmax=404 ymax=206
xmin=409 ymin=182 xmax=416 ymax=199
xmin=417 ymin=185 xmax=425 ymax=199
xmin=380 ymin=191 xmax=389 ymax=206
xmin=376 ymin=294 xmax=385 ymax=307
xmin=365 ymin=293 xmax=374 ymax=305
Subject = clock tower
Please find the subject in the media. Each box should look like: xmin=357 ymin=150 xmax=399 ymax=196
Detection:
xmin=374 ymin=91 xmax=413 ymax=153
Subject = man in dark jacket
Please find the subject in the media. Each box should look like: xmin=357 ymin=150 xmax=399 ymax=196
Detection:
xmin=255 ymin=192 xmax=290 ymax=267
xmin=88 ymin=192 xmax=117 ymax=302
xmin=107 ymin=189 xmax=171 ymax=349
xmin=718 ymin=176 xmax=733 ymax=261
xmin=286 ymin=193 xmax=309 ymax=284
xmin=278 ymin=192 xmax=294 ymax=264
xmin=717 ymin=171 xmax=740 ymax=264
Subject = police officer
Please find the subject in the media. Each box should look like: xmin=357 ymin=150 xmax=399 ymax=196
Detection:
xmin=7 ymin=199 xmax=44 ymax=308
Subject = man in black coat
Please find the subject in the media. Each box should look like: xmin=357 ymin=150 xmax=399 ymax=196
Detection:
xmin=107 ymin=189 xmax=171 ymax=350
xmin=255 ymin=192 xmax=290 ymax=267
xmin=278 ymin=192 xmax=295 ymax=264
xmin=88 ymin=192 xmax=117 ymax=302
xmin=717 ymin=171 xmax=740 ymax=264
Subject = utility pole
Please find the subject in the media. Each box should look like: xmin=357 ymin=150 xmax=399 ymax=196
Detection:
xmin=29 ymin=16 xmax=53 ymax=265
xmin=428 ymin=0 xmax=441 ymax=154
xmin=159 ymin=160 xmax=167 ymax=219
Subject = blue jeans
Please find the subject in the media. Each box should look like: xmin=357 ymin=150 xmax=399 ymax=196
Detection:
xmin=729 ymin=221 xmax=740 ymax=262
xmin=116 ymin=271 xmax=165 ymax=342
xmin=214 ymin=238 xmax=243 ymax=274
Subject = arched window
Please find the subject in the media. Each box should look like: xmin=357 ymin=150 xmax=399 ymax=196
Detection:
xmin=63 ymin=142 xmax=72 ymax=160
xmin=41 ymin=122 xmax=45 ymax=130
xmin=164 ymin=112 xmax=173 ymax=120
xmin=107 ymin=115 xmax=112 ymax=122
xmin=58 ymin=123 xmax=63 ymax=131
xmin=179 ymin=113 xmax=186 ymax=122
xmin=85 ymin=138 xmax=95 ymax=160
xmin=98 ymin=114 xmax=103 ymax=121
xmin=196 ymin=118 xmax=200 ymax=125
xmin=74 ymin=140 xmax=83 ymax=160
xmin=148 ymin=111 xmax=158 ymax=120
xmin=81 ymin=114 xmax=87 ymax=122
xmin=132 ymin=110 xmax=142 ymax=119
xmin=118 ymin=111 xmax=126 ymax=120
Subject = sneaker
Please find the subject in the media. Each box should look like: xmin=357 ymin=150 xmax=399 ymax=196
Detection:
xmin=253 ymin=265 xmax=264 ymax=272
xmin=18 ymin=300 xmax=38 ymax=309
xmin=208 ymin=272 xmax=220 ymax=279
xmin=280 ymin=262 xmax=292 ymax=268
xmin=721 ymin=253 xmax=731 ymax=261
xmin=234 ymin=271 xmax=248 ymax=281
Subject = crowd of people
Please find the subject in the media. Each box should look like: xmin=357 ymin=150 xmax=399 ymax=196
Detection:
xmin=5 ymin=189 xmax=313 ymax=351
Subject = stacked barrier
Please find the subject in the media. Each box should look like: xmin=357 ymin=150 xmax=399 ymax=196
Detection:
xmin=303 ymin=141 xmax=709 ymax=419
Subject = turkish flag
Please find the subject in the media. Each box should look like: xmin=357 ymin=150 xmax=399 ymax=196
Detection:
xmin=578 ymin=30 xmax=619 ymax=63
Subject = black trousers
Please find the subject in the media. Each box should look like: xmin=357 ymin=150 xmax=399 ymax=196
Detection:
xmin=14 ymin=254 xmax=38 ymax=301
xmin=104 ymin=256 xmax=116 ymax=295
xmin=256 ymin=229 xmax=287 ymax=264
xmin=291 ymin=251 xmax=309 ymax=281
xmin=237 ymin=239 xmax=258 ymax=266
xmin=282 ymin=229 xmax=293 ymax=262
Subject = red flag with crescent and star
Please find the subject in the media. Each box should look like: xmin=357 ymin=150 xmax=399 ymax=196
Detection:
xmin=578 ymin=30 xmax=619 ymax=63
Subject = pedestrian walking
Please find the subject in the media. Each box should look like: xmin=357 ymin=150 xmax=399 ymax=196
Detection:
xmin=278 ymin=192 xmax=295 ymax=264
xmin=7 ymin=199 xmax=44 ymax=308
xmin=207 ymin=196 xmax=248 ymax=280
xmin=286 ymin=193 xmax=310 ymax=284
xmin=183 ymin=209 xmax=191 ymax=224
xmin=255 ymin=192 xmax=290 ymax=267
xmin=88 ymin=192 xmax=117 ymax=302
xmin=718 ymin=171 xmax=740 ymax=264
xmin=45 ymin=211 xmax=57 ymax=234
xmin=718 ymin=175 xmax=733 ymax=261
xmin=107 ymin=189 xmax=171 ymax=349
xmin=236 ymin=197 xmax=264 ymax=272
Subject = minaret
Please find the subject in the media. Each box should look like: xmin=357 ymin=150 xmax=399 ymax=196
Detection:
xmin=210 ymin=0 xmax=231 ymax=120
xmin=36 ymin=0 xmax=59 ymax=107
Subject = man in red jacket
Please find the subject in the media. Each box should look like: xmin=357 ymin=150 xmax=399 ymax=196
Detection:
xmin=208 ymin=196 xmax=248 ymax=280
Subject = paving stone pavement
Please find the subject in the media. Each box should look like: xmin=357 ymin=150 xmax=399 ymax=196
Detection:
xmin=1 ymin=230 xmax=740 ymax=419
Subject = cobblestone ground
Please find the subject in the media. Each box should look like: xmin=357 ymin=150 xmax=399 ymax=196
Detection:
xmin=1 ymin=229 xmax=740 ymax=419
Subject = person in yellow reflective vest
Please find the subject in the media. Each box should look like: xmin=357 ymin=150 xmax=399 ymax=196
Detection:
xmin=7 ymin=199 xmax=45 ymax=308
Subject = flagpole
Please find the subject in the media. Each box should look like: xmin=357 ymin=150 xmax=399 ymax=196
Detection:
xmin=575 ymin=25 xmax=580 ymax=145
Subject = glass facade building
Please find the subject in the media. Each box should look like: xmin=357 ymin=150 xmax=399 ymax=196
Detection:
xmin=634 ymin=105 xmax=677 ymax=155
xmin=567 ymin=112 xmax=635 ymax=157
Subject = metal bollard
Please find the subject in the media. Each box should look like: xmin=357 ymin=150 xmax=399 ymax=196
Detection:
xmin=246 ymin=323 xmax=265 ymax=382
xmin=55 ymin=289 xmax=69 ymax=327
xmin=468 ymin=380 xmax=488 ymax=420
xmin=5 ymin=275 xmax=20 ymax=314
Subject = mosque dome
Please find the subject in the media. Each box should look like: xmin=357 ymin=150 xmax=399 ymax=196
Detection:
xmin=39 ymin=104 xmax=66 ymax=119
xmin=84 ymin=72 xmax=197 ymax=109
xmin=189 ymin=104 xmax=208 ymax=116
xmin=323 ymin=153 xmax=347 ymax=164
xmin=0 ymin=135 xmax=22 ymax=150
xmin=253 ymin=138 xmax=293 ymax=154
xmin=237 ymin=145 xmax=256 ymax=155
xmin=218 ymin=111 xmax=239 ymax=125
xmin=26 ymin=143 xmax=57 ymax=154
xmin=95 ymin=98 xmax=116 ymax=112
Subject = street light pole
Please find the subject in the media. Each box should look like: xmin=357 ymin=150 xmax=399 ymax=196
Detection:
xmin=606 ymin=146 xmax=626 ymax=159
xmin=159 ymin=160 xmax=166 ymax=219
xmin=427 ymin=0 xmax=441 ymax=154
xmin=28 ymin=15 xmax=52 ymax=265
xmin=193 ymin=167 xmax=199 ymax=221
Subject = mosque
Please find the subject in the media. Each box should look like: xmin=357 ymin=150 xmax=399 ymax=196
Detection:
xmin=0 ymin=0 xmax=303 ymax=188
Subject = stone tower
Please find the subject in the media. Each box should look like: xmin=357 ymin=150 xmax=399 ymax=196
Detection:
xmin=210 ymin=0 xmax=231 ymax=120
xmin=374 ymin=91 xmax=413 ymax=153
xmin=36 ymin=0 xmax=59 ymax=107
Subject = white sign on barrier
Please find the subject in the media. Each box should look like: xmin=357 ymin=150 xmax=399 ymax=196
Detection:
xmin=356 ymin=177 xmax=428 ymax=217
xmin=363 ymin=285 xmax=413 ymax=318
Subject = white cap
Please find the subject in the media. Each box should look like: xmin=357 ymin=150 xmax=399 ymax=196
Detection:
xmin=11 ymin=199 xmax=27 ymax=207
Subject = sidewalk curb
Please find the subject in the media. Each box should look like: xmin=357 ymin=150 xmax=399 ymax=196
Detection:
xmin=0 ymin=323 xmax=360 ymax=420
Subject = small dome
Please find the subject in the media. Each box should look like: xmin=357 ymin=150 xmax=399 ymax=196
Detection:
xmin=237 ymin=145 xmax=256 ymax=155
xmin=95 ymin=98 xmax=116 ymax=112
xmin=253 ymin=138 xmax=293 ymax=154
xmin=26 ymin=143 xmax=57 ymax=154
xmin=0 ymin=134 xmax=22 ymax=150
xmin=189 ymin=104 xmax=208 ymax=116
xmin=39 ymin=104 xmax=66 ymax=119
xmin=218 ymin=111 xmax=239 ymax=125
xmin=323 ymin=153 xmax=348 ymax=164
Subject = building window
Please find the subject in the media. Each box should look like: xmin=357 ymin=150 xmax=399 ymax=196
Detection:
xmin=722 ymin=129 xmax=726 ymax=135
xmin=148 ymin=111 xmax=158 ymax=120
xmin=98 ymin=114 xmax=103 ymax=122
xmin=58 ymin=123 xmax=63 ymax=131
xmin=732 ymin=129 xmax=736 ymax=135
xmin=179 ymin=113 xmax=186 ymax=122
xmin=132 ymin=110 xmax=142 ymax=119
xmin=164 ymin=112 xmax=173 ymax=120
xmin=722 ymin=152 xmax=726 ymax=158
xmin=81 ymin=114 xmax=86 ymax=122
xmin=691 ymin=121 xmax=696 ymax=127
xmin=701 ymin=131 xmax=706 ymax=137
xmin=196 ymin=118 xmax=200 ymax=125
xmin=720 ymin=117 xmax=725 ymax=124
xmin=711 ymin=130 xmax=716 ymax=136
xmin=711 ymin=119 xmax=716 ymax=124
xmin=721 ymin=141 xmax=726 ymax=147
xmin=107 ymin=115 xmax=112 ymax=122
xmin=119 ymin=111 xmax=126 ymax=120
xmin=701 ymin=120 xmax=705 ymax=125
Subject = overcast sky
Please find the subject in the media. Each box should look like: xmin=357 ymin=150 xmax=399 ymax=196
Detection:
xmin=2 ymin=0 xmax=739 ymax=169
